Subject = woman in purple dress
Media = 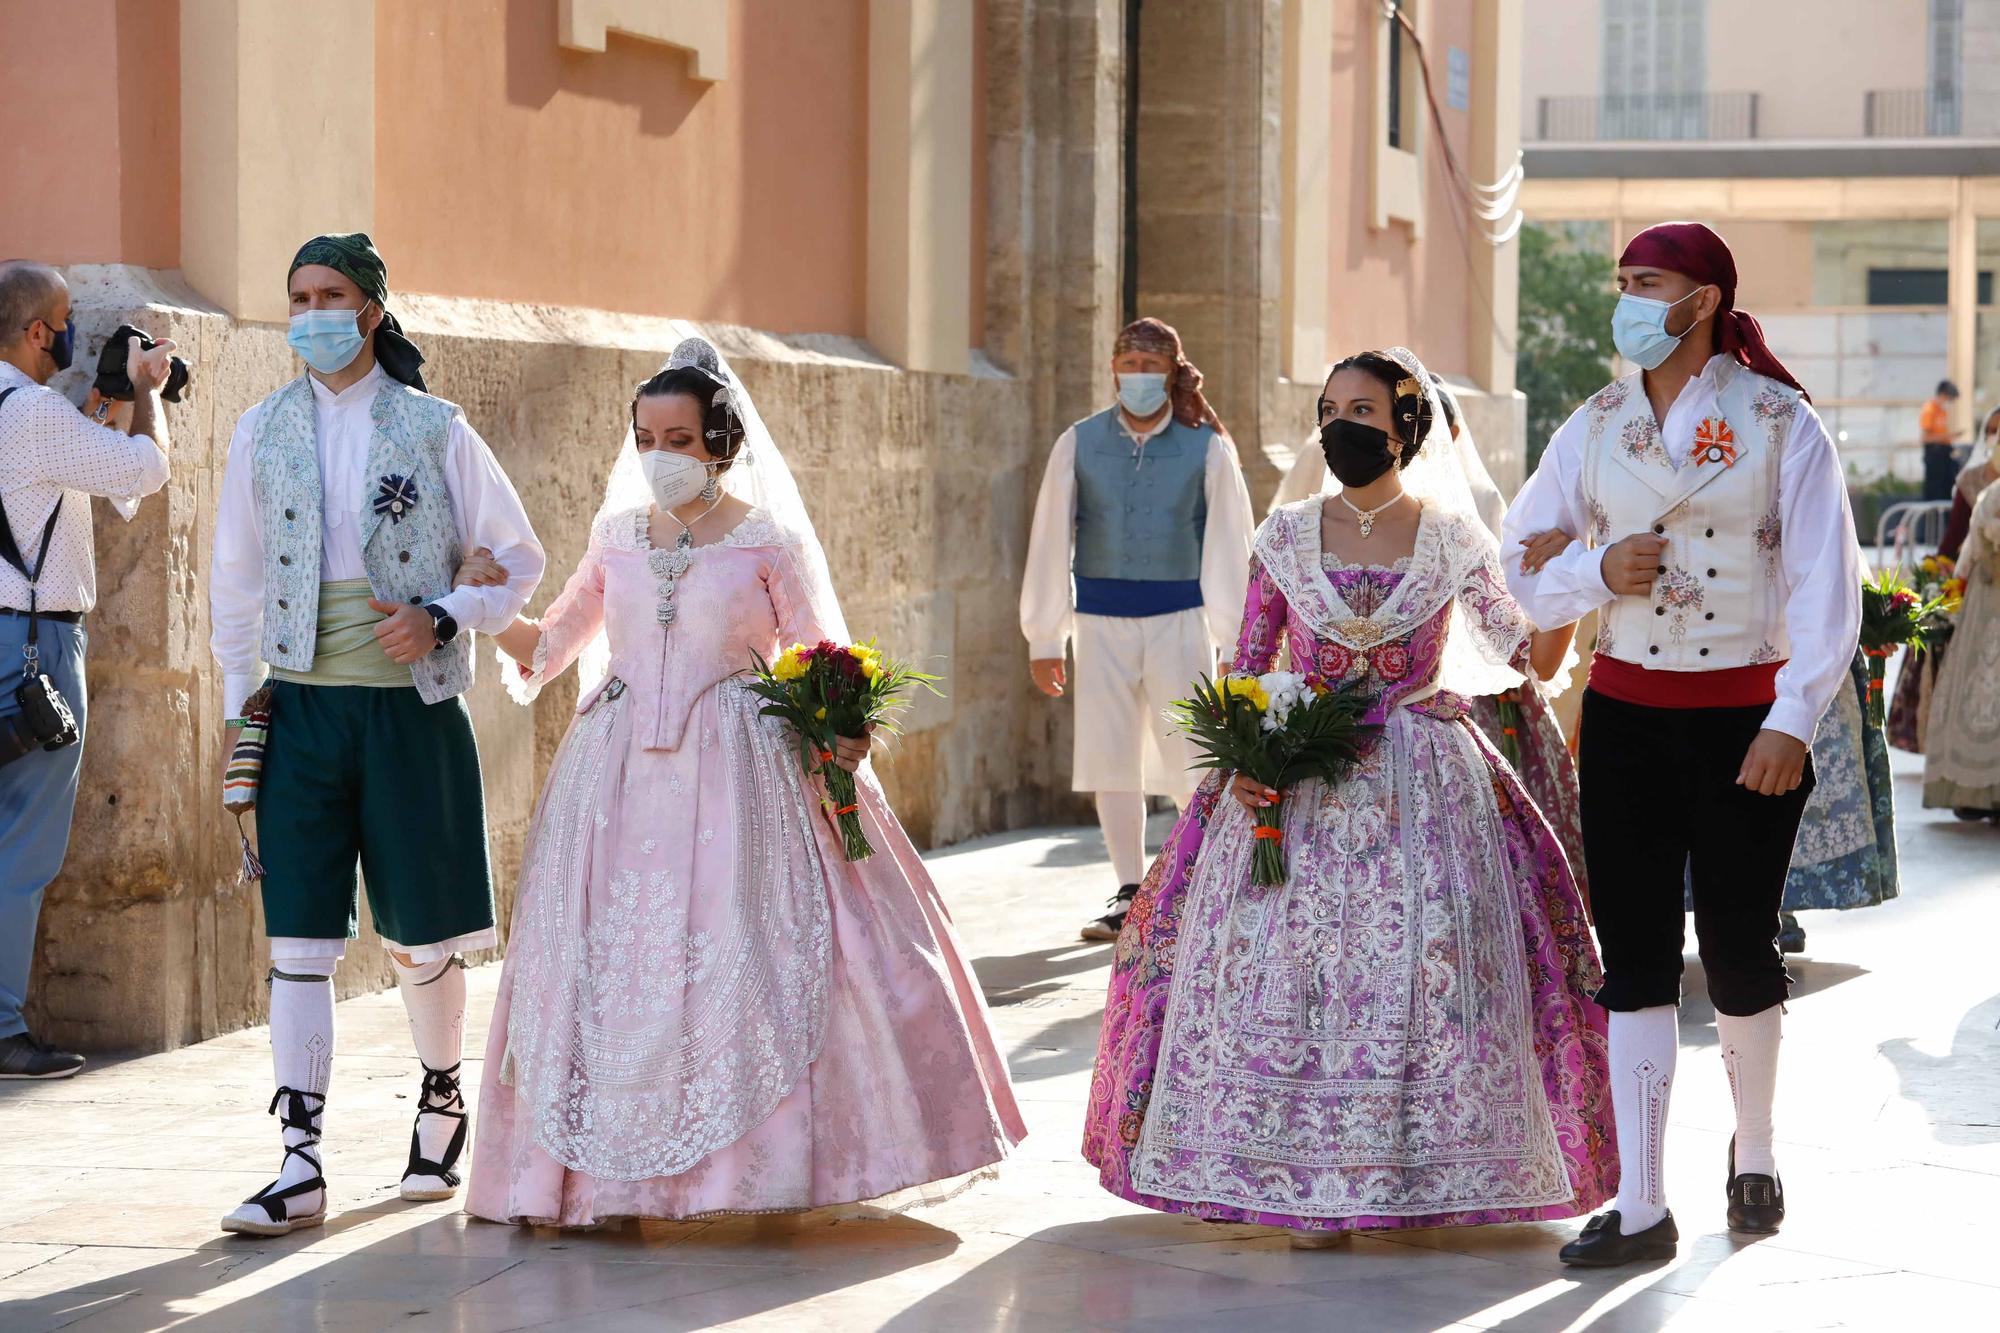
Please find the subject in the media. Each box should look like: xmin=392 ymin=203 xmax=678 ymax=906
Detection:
xmin=1084 ymin=349 xmax=1614 ymax=1244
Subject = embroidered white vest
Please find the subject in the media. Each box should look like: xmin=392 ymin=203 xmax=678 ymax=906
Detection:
xmin=248 ymin=375 xmax=473 ymax=704
xmin=1579 ymin=361 xmax=1801 ymax=671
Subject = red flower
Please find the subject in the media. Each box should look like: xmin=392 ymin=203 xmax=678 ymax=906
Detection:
xmin=1889 ymin=590 xmax=1919 ymax=613
xmin=1316 ymin=642 xmax=1354 ymax=680
xmin=1372 ymin=643 xmax=1412 ymax=681
xmin=1118 ymin=1110 xmax=1145 ymax=1146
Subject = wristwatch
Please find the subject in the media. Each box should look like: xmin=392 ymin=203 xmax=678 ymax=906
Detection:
xmin=423 ymin=603 xmax=460 ymax=647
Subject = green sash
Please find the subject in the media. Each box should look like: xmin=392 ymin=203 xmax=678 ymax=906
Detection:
xmin=269 ymin=579 xmax=412 ymax=690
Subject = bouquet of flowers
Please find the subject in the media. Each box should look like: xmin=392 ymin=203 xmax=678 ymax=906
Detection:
xmin=1170 ymin=670 xmax=1377 ymax=886
xmin=1859 ymin=569 xmax=1952 ymax=725
xmin=748 ymin=640 xmax=940 ymax=862
xmin=1914 ymin=553 xmax=1967 ymax=646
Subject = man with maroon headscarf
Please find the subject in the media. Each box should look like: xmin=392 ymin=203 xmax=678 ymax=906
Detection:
xmin=1022 ymin=318 xmax=1254 ymax=941
xmin=1502 ymin=222 xmax=1861 ymax=1265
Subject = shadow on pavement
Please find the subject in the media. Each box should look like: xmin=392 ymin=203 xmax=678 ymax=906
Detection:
xmin=1878 ymin=990 xmax=2000 ymax=1147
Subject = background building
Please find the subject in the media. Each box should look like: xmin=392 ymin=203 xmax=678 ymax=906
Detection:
xmin=0 ymin=0 xmax=1521 ymax=1051
xmin=1520 ymin=0 xmax=2000 ymax=486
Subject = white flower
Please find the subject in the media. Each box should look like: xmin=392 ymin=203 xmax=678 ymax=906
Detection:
xmin=1256 ymin=670 xmax=1310 ymax=731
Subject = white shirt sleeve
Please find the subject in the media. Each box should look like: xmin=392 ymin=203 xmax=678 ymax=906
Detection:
xmin=1020 ymin=429 xmax=1079 ymax=660
xmin=210 ymin=407 xmax=268 ymax=720
xmin=1200 ymin=433 xmax=1256 ymax=650
xmin=1500 ymin=403 xmax=1612 ymax=629
xmin=431 ymin=414 xmax=546 ymax=636
xmin=16 ymin=385 xmax=168 ymax=503
xmin=1763 ymin=404 xmax=1862 ymax=743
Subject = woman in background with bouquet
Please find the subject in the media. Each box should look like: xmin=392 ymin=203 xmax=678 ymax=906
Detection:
xmin=1925 ymin=470 xmax=2000 ymax=821
xmin=1085 ymin=348 xmax=1613 ymax=1245
xmin=458 ymin=336 xmax=1023 ymax=1227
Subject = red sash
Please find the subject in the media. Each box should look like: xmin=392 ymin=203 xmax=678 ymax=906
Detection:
xmin=1587 ymin=654 xmax=1783 ymax=710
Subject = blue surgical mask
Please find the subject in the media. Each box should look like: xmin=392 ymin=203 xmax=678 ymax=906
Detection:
xmin=1116 ymin=372 xmax=1169 ymax=417
xmin=287 ymin=308 xmax=369 ymax=375
xmin=1611 ymin=290 xmax=1700 ymax=370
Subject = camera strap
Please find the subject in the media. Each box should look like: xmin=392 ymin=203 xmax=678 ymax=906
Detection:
xmin=0 ymin=386 xmax=64 ymax=678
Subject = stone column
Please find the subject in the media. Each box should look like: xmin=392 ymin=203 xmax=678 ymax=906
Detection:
xmin=868 ymin=0 xmax=976 ymax=375
xmin=1133 ymin=0 xmax=1288 ymax=503
xmin=179 ymin=0 xmax=375 ymax=321
xmin=983 ymin=0 xmax=1127 ymax=824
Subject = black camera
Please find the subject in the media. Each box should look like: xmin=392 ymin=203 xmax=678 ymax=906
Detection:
xmin=94 ymin=323 xmax=190 ymax=403
xmin=0 ymin=671 xmax=79 ymax=767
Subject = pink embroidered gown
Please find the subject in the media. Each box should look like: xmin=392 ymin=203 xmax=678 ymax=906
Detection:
xmin=1083 ymin=501 xmax=1615 ymax=1233
xmin=468 ymin=507 xmax=1025 ymax=1226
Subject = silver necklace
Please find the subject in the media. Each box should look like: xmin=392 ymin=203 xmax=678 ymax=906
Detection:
xmin=1339 ymin=489 xmax=1405 ymax=539
xmin=644 ymin=496 xmax=723 ymax=627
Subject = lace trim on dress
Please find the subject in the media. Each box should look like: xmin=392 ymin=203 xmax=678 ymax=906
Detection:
xmin=502 ymin=629 xmax=556 ymax=707
xmin=506 ymin=679 xmax=833 ymax=1181
xmin=1320 ymin=551 xmax=1417 ymax=574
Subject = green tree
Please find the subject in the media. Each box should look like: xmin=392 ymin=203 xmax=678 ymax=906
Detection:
xmin=1517 ymin=222 xmax=1617 ymax=471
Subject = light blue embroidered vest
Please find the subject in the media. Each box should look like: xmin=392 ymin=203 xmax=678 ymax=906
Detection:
xmin=249 ymin=375 xmax=473 ymax=704
xmin=1071 ymin=407 xmax=1210 ymax=581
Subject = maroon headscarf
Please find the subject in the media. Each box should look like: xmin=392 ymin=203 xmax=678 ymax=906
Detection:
xmin=1114 ymin=317 xmax=1226 ymax=433
xmin=1618 ymin=221 xmax=1810 ymax=400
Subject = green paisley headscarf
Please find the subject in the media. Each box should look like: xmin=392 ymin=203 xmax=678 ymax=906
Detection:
xmin=288 ymin=232 xmax=427 ymax=391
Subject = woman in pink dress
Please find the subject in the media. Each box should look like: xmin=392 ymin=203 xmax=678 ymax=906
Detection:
xmin=464 ymin=337 xmax=1024 ymax=1226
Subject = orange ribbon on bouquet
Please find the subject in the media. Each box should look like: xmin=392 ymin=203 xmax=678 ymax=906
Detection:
xmin=1252 ymin=826 xmax=1284 ymax=842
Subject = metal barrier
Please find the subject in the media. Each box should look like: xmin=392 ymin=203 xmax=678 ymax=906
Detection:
xmin=1877 ymin=499 xmax=1952 ymax=575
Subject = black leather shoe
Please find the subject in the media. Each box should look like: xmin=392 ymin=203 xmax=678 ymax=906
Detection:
xmin=1777 ymin=912 xmax=1807 ymax=955
xmin=1726 ymin=1138 xmax=1785 ymax=1234
xmin=1559 ymin=1210 xmax=1679 ymax=1267
xmin=1080 ymin=884 xmax=1140 ymax=942
xmin=0 ymin=1032 xmax=85 ymax=1080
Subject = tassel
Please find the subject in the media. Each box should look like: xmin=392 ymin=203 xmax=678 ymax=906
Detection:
xmin=236 ymin=813 xmax=265 ymax=884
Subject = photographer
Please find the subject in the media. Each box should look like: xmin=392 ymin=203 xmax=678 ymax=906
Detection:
xmin=0 ymin=261 xmax=173 ymax=1079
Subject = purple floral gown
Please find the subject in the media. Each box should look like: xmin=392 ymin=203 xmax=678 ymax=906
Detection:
xmin=1083 ymin=502 xmax=1615 ymax=1234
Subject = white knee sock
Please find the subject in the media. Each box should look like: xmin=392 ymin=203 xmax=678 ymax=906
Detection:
xmin=258 ymin=955 xmax=338 ymax=1211
xmin=1607 ymin=1005 xmax=1678 ymax=1233
xmin=1716 ymin=1004 xmax=1782 ymax=1178
xmin=393 ymin=955 xmax=468 ymax=1179
xmin=1096 ymin=791 xmax=1148 ymax=888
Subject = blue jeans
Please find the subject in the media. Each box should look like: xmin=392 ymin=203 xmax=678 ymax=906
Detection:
xmin=0 ymin=616 xmax=86 ymax=1039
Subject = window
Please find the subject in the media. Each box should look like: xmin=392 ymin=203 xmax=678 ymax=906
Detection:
xmin=1386 ymin=1 xmax=1418 ymax=151
xmin=1600 ymin=0 xmax=1706 ymax=140
xmin=1865 ymin=268 xmax=1993 ymax=306
xmin=1929 ymin=0 xmax=1962 ymax=135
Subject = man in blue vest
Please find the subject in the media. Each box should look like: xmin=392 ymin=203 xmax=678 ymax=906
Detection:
xmin=208 ymin=234 xmax=545 ymax=1235
xmin=1022 ymin=318 xmax=1254 ymax=941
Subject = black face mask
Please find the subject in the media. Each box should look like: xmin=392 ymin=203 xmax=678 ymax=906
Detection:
xmin=1320 ymin=417 xmax=1397 ymax=488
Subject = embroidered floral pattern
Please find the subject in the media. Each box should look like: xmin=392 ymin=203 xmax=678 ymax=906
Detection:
xmin=1756 ymin=506 xmax=1782 ymax=554
xmin=1588 ymin=499 xmax=1611 ymax=544
xmin=1587 ymin=378 xmax=1633 ymax=445
xmin=1750 ymin=385 xmax=1797 ymax=446
xmin=1748 ymin=641 xmax=1782 ymax=664
xmin=1619 ymin=415 xmax=1667 ymax=467
xmin=1657 ymin=568 xmax=1705 ymax=610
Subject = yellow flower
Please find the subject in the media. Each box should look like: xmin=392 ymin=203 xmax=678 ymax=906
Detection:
xmin=1218 ymin=674 xmax=1270 ymax=712
xmin=859 ymin=649 xmax=885 ymax=684
xmin=816 ymin=706 xmax=828 ymax=720
xmin=772 ymin=645 xmax=809 ymax=682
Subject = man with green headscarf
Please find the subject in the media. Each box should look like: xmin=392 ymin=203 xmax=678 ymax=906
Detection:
xmin=208 ymin=232 xmax=546 ymax=1235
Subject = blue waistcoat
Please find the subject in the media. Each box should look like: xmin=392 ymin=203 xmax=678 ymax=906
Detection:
xmin=1071 ymin=407 xmax=1210 ymax=587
